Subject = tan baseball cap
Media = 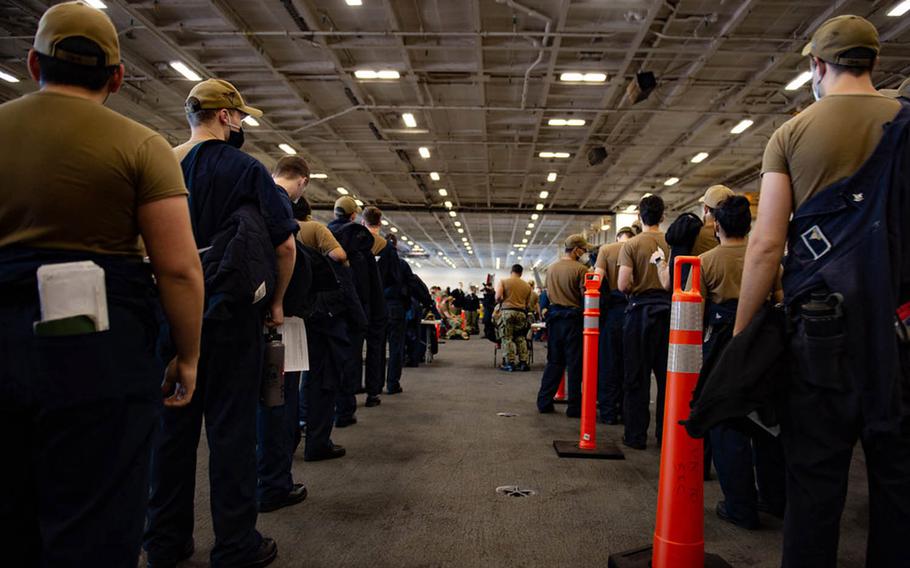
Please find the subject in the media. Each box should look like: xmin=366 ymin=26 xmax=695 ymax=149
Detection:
xmin=801 ymin=15 xmax=880 ymax=66
xmin=881 ymin=77 xmax=910 ymax=99
xmin=33 ymin=1 xmax=120 ymax=67
xmin=334 ymin=196 xmax=362 ymax=215
xmin=703 ymin=184 xmax=735 ymax=208
xmin=186 ymin=79 xmax=263 ymax=118
xmin=564 ymin=234 xmax=592 ymax=250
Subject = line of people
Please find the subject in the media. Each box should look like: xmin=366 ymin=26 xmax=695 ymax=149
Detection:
xmin=0 ymin=4 xmax=439 ymax=566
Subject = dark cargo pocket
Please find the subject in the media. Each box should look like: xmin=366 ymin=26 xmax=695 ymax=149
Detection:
xmin=790 ymin=322 xmax=852 ymax=392
xmin=35 ymin=330 xmax=115 ymax=405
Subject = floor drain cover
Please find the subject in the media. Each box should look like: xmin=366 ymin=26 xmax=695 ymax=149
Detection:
xmin=497 ymin=412 xmax=518 ymax=417
xmin=496 ymin=485 xmax=537 ymax=497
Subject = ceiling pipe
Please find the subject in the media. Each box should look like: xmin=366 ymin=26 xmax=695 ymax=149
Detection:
xmin=310 ymin=202 xmax=613 ymax=215
xmin=495 ymin=0 xmax=553 ymax=110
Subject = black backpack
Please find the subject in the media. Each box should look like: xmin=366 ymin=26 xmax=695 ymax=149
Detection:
xmin=665 ymin=212 xmax=704 ymax=284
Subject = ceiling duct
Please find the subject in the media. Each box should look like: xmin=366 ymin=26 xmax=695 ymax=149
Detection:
xmin=624 ymin=71 xmax=657 ymax=105
xmin=587 ymin=146 xmax=608 ymax=166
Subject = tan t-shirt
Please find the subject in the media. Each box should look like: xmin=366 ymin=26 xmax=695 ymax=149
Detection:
xmin=762 ymin=93 xmax=901 ymax=210
xmin=690 ymin=222 xmax=720 ymax=257
xmin=528 ymin=289 xmax=540 ymax=312
xmin=501 ymin=275 xmax=532 ymax=310
xmin=0 ymin=91 xmax=187 ymax=256
xmin=297 ymin=219 xmax=341 ymax=255
xmin=371 ymin=233 xmax=387 ymax=255
xmin=595 ymin=242 xmax=624 ymax=292
xmin=546 ymin=258 xmax=588 ymax=308
xmin=618 ymin=231 xmax=670 ymax=296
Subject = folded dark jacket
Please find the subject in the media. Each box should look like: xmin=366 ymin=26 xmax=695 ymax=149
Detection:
xmin=684 ymin=304 xmax=788 ymax=438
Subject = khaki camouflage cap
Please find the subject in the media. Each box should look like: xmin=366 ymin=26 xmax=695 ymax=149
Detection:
xmin=186 ymin=78 xmax=263 ymax=118
xmin=564 ymin=234 xmax=592 ymax=250
xmin=334 ymin=196 xmax=362 ymax=215
xmin=33 ymin=1 xmax=120 ymax=67
xmin=801 ymin=15 xmax=879 ymax=66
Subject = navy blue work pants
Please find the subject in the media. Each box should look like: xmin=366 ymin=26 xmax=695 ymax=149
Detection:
xmin=145 ymin=308 xmax=264 ymax=567
xmin=365 ymin=317 xmax=387 ymax=396
xmin=302 ymin=328 xmax=340 ymax=458
xmin=780 ymin=323 xmax=910 ymax=567
xmin=536 ymin=311 xmax=583 ymax=413
xmin=597 ymin=301 xmax=626 ymax=421
xmin=386 ymin=301 xmax=406 ymax=391
xmin=1 ymin=295 xmax=161 ymax=568
xmin=335 ymin=328 xmax=364 ymax=421
xmin=622 ymin=306 xmax=669 ymax=447
xmin=256 ymin=371 xmax=301 ymax=505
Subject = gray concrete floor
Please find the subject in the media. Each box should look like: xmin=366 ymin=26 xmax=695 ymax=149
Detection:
xmin=175 ymin=338 xmax=870 ymax=567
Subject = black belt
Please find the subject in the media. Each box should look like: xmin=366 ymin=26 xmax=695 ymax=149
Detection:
xmin=502 ymin=308 xmax=527 ymax=312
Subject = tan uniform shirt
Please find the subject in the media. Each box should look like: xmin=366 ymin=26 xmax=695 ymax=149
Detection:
xmin=371 ymin=233 xmax=387 ymax=255
xmin=528 ymin=290 xmax=540 ymax=313
xmin=698 ymin=241 xmax=782 ymax=304
xmin=618 ymin=231 xmax=670 ymax=296
xmin=595 ymin=242 xmax=624 ymax=292
xmin=690 ymin=223 xmax=720 ymax=257
xmin=545 ymin=258 xmax=588 ymax=308
xmin=0 ymin=92 xmax=187 ymax=256
xmin=762 ymin=93 xmax=901 ymax=209
xmin=501 ymin=275 xmax=532 ymax=310
xmin=297 ymin=219 xmax=341 ymax=255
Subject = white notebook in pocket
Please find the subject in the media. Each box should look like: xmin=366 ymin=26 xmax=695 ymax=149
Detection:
xmin=36 ymin=261 xmax=109 ymax=331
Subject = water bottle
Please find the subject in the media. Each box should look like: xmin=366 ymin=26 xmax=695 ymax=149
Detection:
xmin=261 ymin=328 xmax=285 ymax=407
xmin=801 ymin=291 xmax=843 ymax=338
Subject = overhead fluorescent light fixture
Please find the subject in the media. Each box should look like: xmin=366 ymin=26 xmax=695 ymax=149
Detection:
xmin=430 ymin=172 xmax=440 ymax=181
xmin=336 ymin=187 xmax=349 ymax=195
xmin=539 ymin=191 xmax=549 ymax=199
xmin=527 ymin=222 xmax=534 ymax=228
xmin=548 ymin=118 xmax=587 ymax=127
xmin=601 ymin=224 xmax=611 ymax=231
xmin=457 ymin=228 xmax=464 ymax=234
xmin=381 ymin=219 xmax=389 ymax=226
xmin=345 ymin=0 xmax=363 ymax=5
xmin=84 ymin=0 xmax=107 ymax=9
xmin=438 ymin=188 xmax=448 ymax=196
xmin=560 ymin=72 xmax=606 ymax=83
xmin=888 ymin=0 xmax=910 ymax=16
xmin=0 ymin=70 xmax=19 ymax=83
xmin=785 ymin=71 xmax=813 ymax=91
xmin=444 ymin=200 xmax=453 ymax=209
xmin=354 ymin=199 xmax=364 ymax=207
xmin=402 ymin=112 xmax=417 ymax=128
xmin=522 ymin=238 xmax=528 ymax=244
xmin=310 ymin=173 xmax=328 ymax=179
xmin=547 ymin=172 xmax=557 ymax=182
xmin=730 ymin=119 xmax=754 ymax=134
xmin=625 ymin=205 xmax=637 ymax=213
xmin=278 ymin=143 xmax=297 ymax=155
xmin=242 ymin=116 xmax=259 ymax=126
xmin=531 ymin=213 xmax=539 ymax=220
xmin=390 ymin=227 xmax=398 ymax=233
xmin=449 ymin=211 xmax=457 ymax=217
xmin=538 ymin=151 xmax=571 ymax=159
xmin=663 ymin=177 xmax=680 ymax=186
xmin=169 ymin=61 xmax=202 ymax=81
xmin=690 ymin=152 xmax=709 ymax=164
xmin=418 ymin=147 xmax=431 ymax=159
xmin=535 ymin=203 xmax=545 ymax=211
xmin=354 ymin=69 xmax=400 ymax=80
xmin=454 ymin=221 xmax=462 ymax=227
xmin=525 ymin=230 xmax=532 ymax=236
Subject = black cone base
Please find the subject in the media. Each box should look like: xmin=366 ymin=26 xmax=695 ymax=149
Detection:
xmin=607 ymin=546 xmax=732 ymax=568
xmin=553 ymin=440 xmax=625 ymax=460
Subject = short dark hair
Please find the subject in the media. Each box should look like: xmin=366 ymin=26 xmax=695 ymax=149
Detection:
xmin=617 ymin=227 xmax=635 ymax=239
xmin=713 ymin=196 xmax=752 ymax=238
xmin=36 ymin=37 xmax=118 ymax=91
xmin=511 ymin=264 xmax=524 ymax=275
xmin=362 ymin=206 xmax=382 ymax=227
xmin=639 ymin=195 xmax=665 ymax=226
xmin=273 ymin=156 xmax=309 ymax=180
xmin=824 ymin=47 xmax=877 ymax=77
xmin=292 ymin=195 xmax=311 ymax=221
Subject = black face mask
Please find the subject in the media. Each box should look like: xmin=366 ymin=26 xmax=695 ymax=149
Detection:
xmin=227 ymin=126 xmax=245 ymax=149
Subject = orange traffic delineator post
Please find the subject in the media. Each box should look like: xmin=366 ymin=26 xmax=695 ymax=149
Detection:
xmin=608 ymin=257 xmax=730 ymax=568
xmin=554 ymin=273 xmax=624 ymax=460
xmin=553 ymin=372 xmax=568 ymax=404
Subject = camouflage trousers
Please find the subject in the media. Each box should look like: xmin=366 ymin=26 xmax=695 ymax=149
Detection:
xmin=498 ymin=309 xmax=528 ymax=365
